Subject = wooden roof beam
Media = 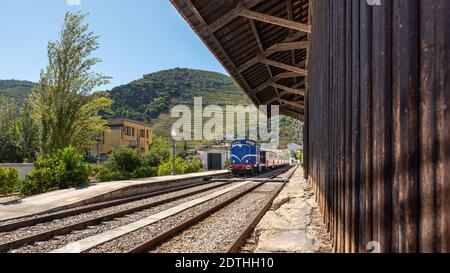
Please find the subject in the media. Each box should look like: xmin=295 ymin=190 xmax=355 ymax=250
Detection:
xmin=208 ymin=0 xmax=266 ymax=33
xmin=253 ymin=82 xmax=305 ymax=97
xmin=286 ymin=0 xmax=297 ymax=85
xmin=266 ymin=41 xmax=309 ymax=55
xmin=276 ymin=71 xmax=303 ymax=79
xmin=264 ymin=97 xmax=278 ymax=105
xmin=272 ymin=83 xmax=306 ymax=96
xmin=239 ymin=9 xmax=312 ymax=33
xmin=280 ymin=99 xmax=305 ymax=108
xmin=237 ymin=41 xmax=309 ymax=72
xmin=252 ymin=72 xmax=305 ymax=94
xmin=181 ymin=0 xmax=262 ymax=105
xmin=260 ymin=58 xmax=308 ymax=76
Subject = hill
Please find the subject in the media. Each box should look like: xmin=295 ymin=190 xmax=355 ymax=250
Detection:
xmin=108 ymin=68 xmax=250 ymax=118
xmin=0 ymin=80 xmax=36 ymax=101
xmin=0 ymin=68 xmax=303 ymax=147
xmin=107 ymin=68 xmax=253 ymax=138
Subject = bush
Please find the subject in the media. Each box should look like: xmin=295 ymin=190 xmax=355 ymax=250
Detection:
xmin=96 ymin=137 xmax=191 ymax=182
xmin=97 ymin=165 xmax=157 ymax=183
xmin=97 ymin=168 xmax=131 ymax=183
xmin=20 ymin=147 xmax=91 ymax=196
xmin=182 ymin=157 xmax=203 ymax=174
xmin=296 ymin=151 xmax=303 ymax=164
xmin=106 ymin=147 xmax=143 ymax=172
xmin=157 ymin=156 xmax=203 ymax=176
xmin=142 ymin=136 xmax=171 ymax=167
xmin=131 ymin=166 xmax=157 ymax=179
xmin=0 ymin=168 xmax=20 ymax=195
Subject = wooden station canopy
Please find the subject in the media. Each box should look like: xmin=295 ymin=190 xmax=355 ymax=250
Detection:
xmin=170 ymin=0 xmax=312 ymax=121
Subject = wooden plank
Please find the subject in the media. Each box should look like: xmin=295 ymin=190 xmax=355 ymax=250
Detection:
xmin=350 ymin=0 xmax=360 ymax=253
xmin=237 ymin=41 xmax=309 ymax=72
xmin=371 ymin=0 xmax=392 ymax=253
xmin=265 ymin=41 xmax=309 ymax=55
xmin=279 ymin=99 xmax=305 ymax=108
xmin=435 ymin=0 xmax=450 ymax=254
xmin=419 ymin=0 xmax=438 ymax=253
xmin=343 ymin=0 xmax=352 ymax=253
xmin=392 ymin=0 xmax=420 ymax=253
xmin=248 ymin=18 xmax=276 ymax=92
xmin=272 ymin=83 xmax=305 ymax=96
xmin=260 ymin=58 xmax=308 ymax=76
xmin=208 ymin=0 xmax=266 ymax=33
xmin=239 ymin=9 xmax=312 ymax=33
xmin=358 ymin=0 xmax=373 ymax=253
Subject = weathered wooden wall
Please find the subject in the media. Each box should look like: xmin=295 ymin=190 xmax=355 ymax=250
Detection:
xmin=305 ymin=0 xmax=450 ymax=253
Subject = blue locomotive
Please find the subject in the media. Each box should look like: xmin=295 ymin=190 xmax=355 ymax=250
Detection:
xmin=229 ymin=139 xmax=290 ymax=176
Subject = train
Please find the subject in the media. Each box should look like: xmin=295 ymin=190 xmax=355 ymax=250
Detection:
xmin=229 ymin=139 xmax=290 ymax=176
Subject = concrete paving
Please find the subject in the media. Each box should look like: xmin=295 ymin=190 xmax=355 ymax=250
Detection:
xmin=0 ymin=170 xmax=228 ymax=222
xmin=253 ymin=167 xmax=332 ymax=253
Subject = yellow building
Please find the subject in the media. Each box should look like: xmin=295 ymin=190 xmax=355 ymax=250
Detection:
xmin=88 ymin=118 xmax=153 ymax=157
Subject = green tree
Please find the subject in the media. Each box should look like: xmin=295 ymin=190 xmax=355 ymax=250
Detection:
xmin=0 ymin=137 xmax=22 ymax=163
xmin=143 ymin=136 xmax=171 ymax=167
xmin=0 ymin=96 xmax=18 ymax=136
xmin=0 ymin=96 xmax=22 ymax=163
xmin=9 ymin=103 xmax=38 ymax=162
xmin=29 ymin=12 xmax=112 ymax=156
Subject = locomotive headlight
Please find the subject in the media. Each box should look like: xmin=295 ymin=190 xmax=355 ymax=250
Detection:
xmin=246 ymin=160 xmax=249 ymax=163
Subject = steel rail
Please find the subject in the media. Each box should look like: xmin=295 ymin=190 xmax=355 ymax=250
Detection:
xmin=0 ymin=176 xmax=231 ymax=232
xmin=0 ymin=180 xmax=233 ymax=252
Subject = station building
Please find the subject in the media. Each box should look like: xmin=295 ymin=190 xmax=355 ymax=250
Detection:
xmin=88 ymin=118 xmax=153 ymax=157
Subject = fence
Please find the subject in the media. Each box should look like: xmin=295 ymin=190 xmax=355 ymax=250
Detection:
xmin=305 ymin=0 xmax=450 ymax=253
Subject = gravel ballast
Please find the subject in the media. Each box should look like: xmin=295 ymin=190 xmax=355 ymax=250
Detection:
xmin=151 ymin=183 xmax=283 ymax=253
xmin=87 ymin=182 xmax=262 ymax=253
xmin=6 ymin=182 xmax=235 ymax=253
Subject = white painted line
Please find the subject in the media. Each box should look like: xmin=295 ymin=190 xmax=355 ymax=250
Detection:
xmin=51 ymin=181 xmax=252 ymax=253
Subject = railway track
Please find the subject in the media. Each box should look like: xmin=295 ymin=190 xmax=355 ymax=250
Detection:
xmin=0 ymin=167 xmax=293 ymax=253
xmin=0 ymin=179 xmax=234 ymax=253
xmin=142 ymin=166 xmax=297 ymax=254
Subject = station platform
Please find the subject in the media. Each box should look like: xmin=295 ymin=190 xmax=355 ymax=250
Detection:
xmin=252 ymin=167 xmax=332 ymax=253
xmin=0 ymin=170 xmax=228 ymax=222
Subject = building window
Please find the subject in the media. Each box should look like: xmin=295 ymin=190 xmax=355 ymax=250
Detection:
xmin=146 ymin=130 xmax=149 ymax=139
xmin=140 ymin=129 xmax=145 ymax=138
xmin=132 ymin=127 xmax=135 ymax=137
xmin=124 ymin=126 xmax=131 ymax=136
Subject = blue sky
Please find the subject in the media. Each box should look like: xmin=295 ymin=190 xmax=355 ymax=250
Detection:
xmin=0 ymin=0 xmax=227 ymax=90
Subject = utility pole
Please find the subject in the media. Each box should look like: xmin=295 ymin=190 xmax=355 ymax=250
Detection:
xmin=172 ymin=130 xmax=177 ymax=176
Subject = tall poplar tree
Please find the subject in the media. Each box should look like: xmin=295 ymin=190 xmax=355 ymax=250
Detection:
xmin=29 ymin=12 xmax=112 ymax=155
